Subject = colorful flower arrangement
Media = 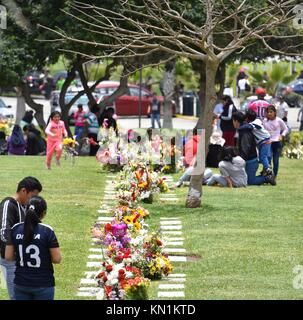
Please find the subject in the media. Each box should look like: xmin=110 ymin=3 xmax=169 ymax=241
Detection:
xmin=92 ymin=186 xmax=173 ymax=299
xmin=96 ymin=127 xmax=123 ymax=172
xmin=63 ymin=137 xmax=78 ymax=164
xmin=0 ymin=120 xmax=11 ymax=136
xmin=114 ymin=161 xmax=168 ymax=204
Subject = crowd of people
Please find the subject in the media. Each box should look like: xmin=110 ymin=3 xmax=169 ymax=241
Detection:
xmin=0 ymin=111 xmax=46 ymax=156
xmin=174 ymin=86 xmax=290 ymax=189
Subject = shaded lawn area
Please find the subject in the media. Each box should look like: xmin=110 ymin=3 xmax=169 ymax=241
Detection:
xmin=0 ymin=156 xmax=303 ymax=300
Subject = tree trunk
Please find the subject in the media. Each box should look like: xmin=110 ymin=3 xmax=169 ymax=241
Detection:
xmin=198 ymin=62 xmax=206 ymax=121
xmin=217 ymin=62 xmax=226 ymax=98
xmin=15 ymin=87 xmax=26 ymax=125
xmin=21 ymin=83 xmax=46 ymax=129
xmin=186 ymin=58 xmax=219 ymax=208
xmin=59 ymin=64 xmax=78 ymax=137
xmin=77 ymin=60 xmax=97 ymax=109
xmin=162 ymin=61 xmax=176 ymax=129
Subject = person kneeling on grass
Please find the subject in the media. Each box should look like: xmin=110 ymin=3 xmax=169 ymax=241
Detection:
xmin=5 ymin=196 xmax=61 ymax=300
xmin=206 ymin=146 xmax=247 ymax=188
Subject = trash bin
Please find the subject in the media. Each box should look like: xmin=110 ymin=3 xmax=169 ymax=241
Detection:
xmin=182 ymin=96 xmax=194 ymax=116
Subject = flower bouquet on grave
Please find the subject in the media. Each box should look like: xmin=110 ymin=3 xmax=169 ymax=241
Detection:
xmin=95 ymin=262 xmax=128 ymax=300
xmin=63 ymin=137 xmax=78 ymax=164
xmin=134 ymin=232 xmax=173 ymax=280
xmin=113 ymin=205 xmax=150 ymax=222
xmin=124 ymin=276 xmax=150 ymax=300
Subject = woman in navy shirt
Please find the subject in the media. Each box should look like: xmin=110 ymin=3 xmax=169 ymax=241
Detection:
xmin=5 ymin=196 xmax=61 ymax=300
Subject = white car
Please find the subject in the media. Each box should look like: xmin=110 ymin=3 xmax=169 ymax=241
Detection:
xmin=0 ymin=98 xmax=14 ymax=120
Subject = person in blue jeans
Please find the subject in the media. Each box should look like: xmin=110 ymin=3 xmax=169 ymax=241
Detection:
xmin=5 ymin=196 xmax=61 ymax=300
xmin=244 ymin=109 xmax=272 ymax=176
xmin=232 ymin=112 xmax=276 ymax=186
xmin=0 ymin=176 xmax=42 ymax=300
xmin=147 ymin=92 xmax=162 ymax=129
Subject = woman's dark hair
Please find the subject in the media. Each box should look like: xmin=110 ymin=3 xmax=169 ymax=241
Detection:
xmin=266 ymin=105 xmax=277 ymax=115
xmin=22 ymin=110 xmax=34 ymax=124
xmin=219 ymin=146 xmax=239 ymax=162
xmin=222 ymin=95 xmax=234 ymax=106
xmin=24 ymin=196 xmax=47 ymax=245
xmin=47 ymin=111 xmax=61 ymax=125
xmin=232 ymin=111 xmax=246 ymax=124
xmin=245 ymin=109 xmax=257 ymax=122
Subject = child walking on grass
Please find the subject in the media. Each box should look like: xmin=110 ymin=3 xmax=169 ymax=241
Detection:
xmin=45 ymin=111 xmax=67 ymax=170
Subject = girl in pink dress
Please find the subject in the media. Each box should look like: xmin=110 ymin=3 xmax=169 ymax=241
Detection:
xmin=45 ymin=111 xmax=67 ymax=170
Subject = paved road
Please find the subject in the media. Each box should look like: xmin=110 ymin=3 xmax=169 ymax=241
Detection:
xmin=0 ymin=95 xmax=300 ymax=130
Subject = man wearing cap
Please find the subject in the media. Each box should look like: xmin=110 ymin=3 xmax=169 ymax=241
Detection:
xmin=247 ymin=87 xmax=270 ymax=120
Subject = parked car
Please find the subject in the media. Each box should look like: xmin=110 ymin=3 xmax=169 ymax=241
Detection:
xmin=95 ymin=81 xmax=164 ymax=116
xmin=51 ymin=92 xmax=93 ymax=124
xmin=275 ymin=80 xmax=303 ymax=108
xmin=0 ymin=98 xmax=14 ymax=119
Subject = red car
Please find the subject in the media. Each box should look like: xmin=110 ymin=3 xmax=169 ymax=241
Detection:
xmin=95 ymin=81 xmax=164 ymax=116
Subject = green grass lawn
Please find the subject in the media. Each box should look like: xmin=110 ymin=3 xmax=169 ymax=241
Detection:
xmin=0 ymin=156 xmax=303 ymax=300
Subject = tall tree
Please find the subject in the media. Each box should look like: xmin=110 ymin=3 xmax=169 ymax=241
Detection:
xmin=47 ymin=0 xmax=303 ymax=207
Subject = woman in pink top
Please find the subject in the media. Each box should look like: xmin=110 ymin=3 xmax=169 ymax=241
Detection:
xmin=264 ymin=105 xmax=288 ymax=177
xmin=45 ymin=111 xmax=67 ymax=170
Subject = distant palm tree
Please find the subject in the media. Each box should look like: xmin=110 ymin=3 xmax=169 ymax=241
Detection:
xmin=249 ymin=63 xmax=297 ymax=96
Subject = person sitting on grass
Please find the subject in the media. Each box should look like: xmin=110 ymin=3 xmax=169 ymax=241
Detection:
xmin=206 ymin=146 xmax=247 ymax=188
xmin=232 ymin=111 xmax=276 ymax=186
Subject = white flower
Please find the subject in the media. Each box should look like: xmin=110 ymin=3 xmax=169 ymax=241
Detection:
xmin=96 ymin=289 xmax=105 ymax=300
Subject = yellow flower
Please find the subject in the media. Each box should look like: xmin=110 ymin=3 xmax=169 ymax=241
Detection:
xmin=138 ymin=182 xmax=148 ymax=189
xmin=133 ymin=221 xmax=141 ymax=231
xmin=123 ymin=215 xmax=134 ymax=224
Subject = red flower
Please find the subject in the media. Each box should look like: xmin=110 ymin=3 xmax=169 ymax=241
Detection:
xmin=103 ymin=276 xmax=108 ymax=282
xmin=118 ymin=269 xmax=125 ymax=274
xmin=105 ymin=223 xmax=112 ymax=233
xmin=106 ymin=265 xmax=113 ymax=272
xmin=105 ymin=286 xmax=112 ymax=296
xmin=96 ymin=271 xmax=104 ymax=278
xmin=133 ymin=213 xmax=141 ymax=223
xmin=114 ymin=256 xmax=123 ymax=263
xmin=156 ymin=239 xmax=163 ymax=246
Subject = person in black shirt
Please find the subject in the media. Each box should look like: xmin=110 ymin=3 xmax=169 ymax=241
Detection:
xmin=0 ymin=177 xmax=42 ymax=300
xmin=232 ymin=112 xmax=275 ymax=186
xmin=5 ymin=196 xmax=61 ymax=300
xmin=220 ymin=95 xmax=237 ymax=146
xmin=99 ymin=107 xmax=118 ymax=135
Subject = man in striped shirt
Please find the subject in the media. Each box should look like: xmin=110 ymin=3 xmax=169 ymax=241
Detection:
xmin=0 ymin=177 xmax=42 ymax=299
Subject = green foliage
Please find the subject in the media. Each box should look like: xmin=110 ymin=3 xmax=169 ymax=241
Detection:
xmin=282 ymin=132 xmax=303 ymax=159
xmin=249 ymin=64 xmax=297 ymax=95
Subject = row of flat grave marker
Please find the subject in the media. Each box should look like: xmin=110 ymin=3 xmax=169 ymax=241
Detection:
xmin=76 ymin=175 xmax=116 ymax=299
xmin=78 ymin=174 xmax=187 ymax=299
xmin=157 ymin=178 xmax=187 ymax=299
